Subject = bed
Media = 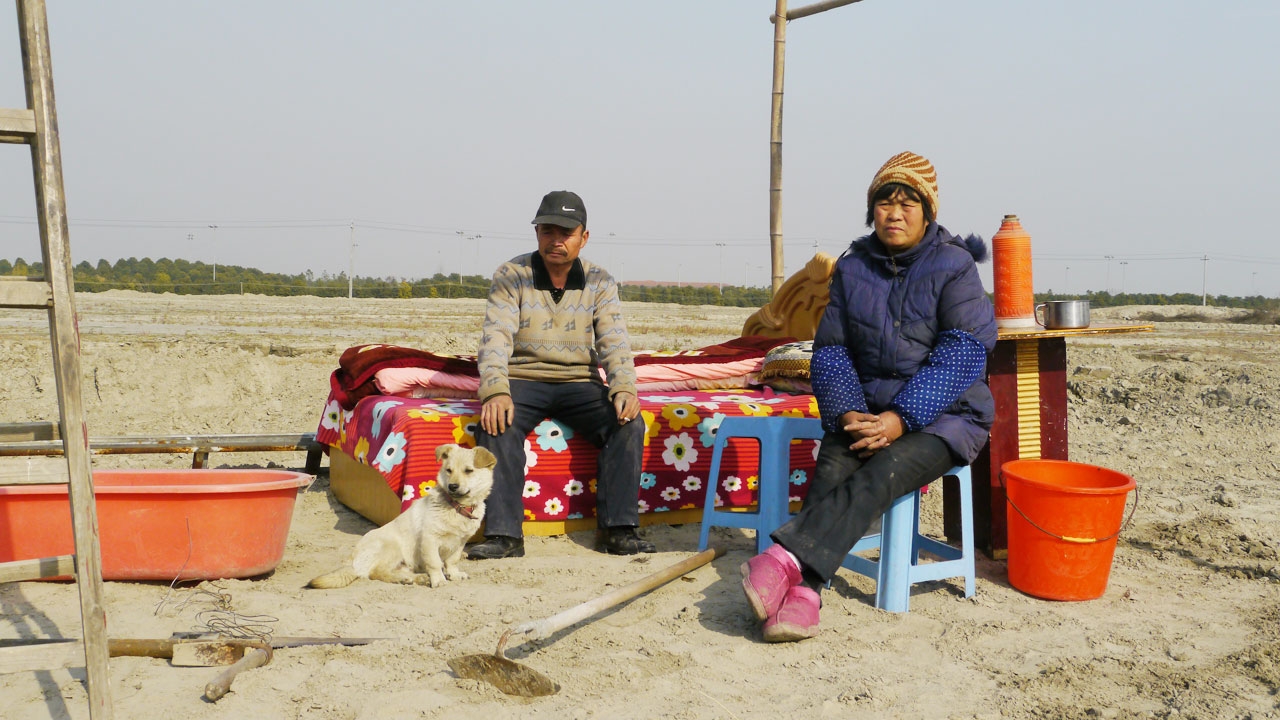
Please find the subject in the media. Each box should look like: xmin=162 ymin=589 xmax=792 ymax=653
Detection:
xmin=315 ymin=253 xmax=838 ymax=534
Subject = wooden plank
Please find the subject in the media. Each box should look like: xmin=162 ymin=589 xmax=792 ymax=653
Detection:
xmin=0 ymin=421 xmax=60 ymax=442
xmin=0 ymin=433 xmax=325 ymax=478
xmin=0 ymin=555 xmax=76 ymax=584
xmin=0 ymin=640 xmax=84 ymax=674
xmin=0 ymin=106 xmax=36 ymax=144
xmin=0 ymin=433 xmax=323 ymax=457
xmin=0 ymin=457 xmax=69 ymax=484
xmin=20 ymin=0 xmax=114 ymax=711
xmin=996 ymin=323 xmax=1154 ymax=340
xmin=0 ymin=276 xmax=53 ymax=308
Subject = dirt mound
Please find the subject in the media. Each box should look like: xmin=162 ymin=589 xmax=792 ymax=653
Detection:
xmin=2 ymin=295 xmax=1278 ymax=719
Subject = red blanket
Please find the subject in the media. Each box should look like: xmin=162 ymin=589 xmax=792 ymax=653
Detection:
xmin=632 ymin=335 xmax=796 ymax=365
xmin=330 ymin=344 xmax=478 ymax=410
xmin=328 ymin=336 xmax=796 ymax=411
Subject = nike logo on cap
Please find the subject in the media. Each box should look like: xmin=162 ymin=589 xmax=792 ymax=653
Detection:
xmin=561 ymin=206 xmax=576 ymax=212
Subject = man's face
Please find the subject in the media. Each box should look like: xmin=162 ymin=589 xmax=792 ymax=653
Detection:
xmin=536 ymin=223 xmax=589 ymax=272
xmin=873 ymin=189 xmax=927 ymax=254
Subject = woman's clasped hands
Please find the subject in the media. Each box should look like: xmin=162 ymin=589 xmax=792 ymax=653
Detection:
xmin=840 ymin=410 xmax=906 ymax=459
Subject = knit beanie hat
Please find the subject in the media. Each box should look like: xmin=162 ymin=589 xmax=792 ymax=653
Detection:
xmin=867 ymin=151 xmax=939 ymax=217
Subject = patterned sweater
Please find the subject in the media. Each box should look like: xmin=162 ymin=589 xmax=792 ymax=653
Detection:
xmin=477 ymin=252 xmax=638 ymax=402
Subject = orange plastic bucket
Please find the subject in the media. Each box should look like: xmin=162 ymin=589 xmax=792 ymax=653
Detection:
xmin=1002 ymin=459 xmax=1136 ymax=601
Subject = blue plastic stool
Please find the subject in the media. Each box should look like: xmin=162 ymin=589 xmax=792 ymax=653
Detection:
xmin=840 ymin=465 xmax=976 ymax=613
xmin=696 ymin=416 xmax=824 ymax=555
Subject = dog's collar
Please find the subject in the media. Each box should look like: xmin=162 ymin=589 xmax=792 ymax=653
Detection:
xmin=445 ymin=492 xmax=478 ymax=520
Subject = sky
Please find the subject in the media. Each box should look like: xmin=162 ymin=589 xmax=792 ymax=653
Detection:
xmin=0 ymin=1 xmax=1277 ymax=297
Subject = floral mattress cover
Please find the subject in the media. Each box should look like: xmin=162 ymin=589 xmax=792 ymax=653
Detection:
xmin=315 ymin=388 xmax=822 ymax=522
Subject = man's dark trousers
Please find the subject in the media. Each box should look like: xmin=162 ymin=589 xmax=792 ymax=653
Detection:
xmin=476 ymin=379 xmax=644 ymax=538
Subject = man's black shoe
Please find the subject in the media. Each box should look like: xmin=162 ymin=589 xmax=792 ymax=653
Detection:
xmin=600 ymin=527 xmax=656 ymax=555
xmin=466 ymin=535 xmax=525 ymax=560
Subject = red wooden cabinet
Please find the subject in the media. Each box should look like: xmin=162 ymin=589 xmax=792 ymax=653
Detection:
xmin=946 ymin=325 xmax=1152 ymax=557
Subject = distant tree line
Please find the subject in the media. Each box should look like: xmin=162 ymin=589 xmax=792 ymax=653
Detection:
xmin=1034 ymin=289 xmax=1279 ymax=312
xmin=2 ymin=256 xmax=1275 ymax=311
xmin=0 ymin=256 xmax=773 ymax=307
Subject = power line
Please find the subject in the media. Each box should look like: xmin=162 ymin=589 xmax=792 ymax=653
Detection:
xmin=0 ymin=216 xmax=348 ymax=230
xmin=4 ymin=212 xmax=1280 ymax=267
xmin=0 ymin=214 xmax=843 ymax=249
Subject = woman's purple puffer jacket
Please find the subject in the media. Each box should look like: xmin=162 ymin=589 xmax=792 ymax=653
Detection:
xmin=814 ymin=221 xmax=998 ymax=463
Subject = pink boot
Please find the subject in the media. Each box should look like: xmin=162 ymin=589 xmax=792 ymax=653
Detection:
xmin=740 ymin=544 xmax=802 ymax=621
xmin=762 ymin=585 xmax=821 ymax=643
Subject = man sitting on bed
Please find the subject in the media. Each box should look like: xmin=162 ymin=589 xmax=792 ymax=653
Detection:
xmin=468 ymin=190 xmax=655 ymax=559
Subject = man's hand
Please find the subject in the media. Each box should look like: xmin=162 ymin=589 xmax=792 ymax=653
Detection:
xmin=841 ymin=410 xmax=906 ymax=459
xmin=481 ymin=395 xmax=515 ymax=435
xmin=613 ymin=391 xmax=640 ymax=426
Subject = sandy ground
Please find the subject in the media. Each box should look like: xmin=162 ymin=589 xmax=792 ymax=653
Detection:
xmin=1 ymin=291 xmax=1278 ymax=719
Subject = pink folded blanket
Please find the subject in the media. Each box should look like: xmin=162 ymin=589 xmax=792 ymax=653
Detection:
xmin=374 ymin=356 xmax=767 ymax=398
xmin=334 ymin=336 xmax=796 ymax=408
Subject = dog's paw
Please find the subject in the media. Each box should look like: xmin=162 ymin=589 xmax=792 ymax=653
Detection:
xmin=413 ymin=572 xmax=449 ymax=587
xmin=446 ymin=569 xmax=470 ymax=582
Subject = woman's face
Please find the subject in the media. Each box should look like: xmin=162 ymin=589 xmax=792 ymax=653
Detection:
xmin=873 ymin=189 xmax=927 ymax=254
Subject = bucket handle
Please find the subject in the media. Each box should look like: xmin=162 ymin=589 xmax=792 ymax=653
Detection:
xmin=999 ymin=470 xmax=1139 ymax=545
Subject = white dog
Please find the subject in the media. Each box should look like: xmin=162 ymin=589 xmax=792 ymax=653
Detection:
xmin=308 ymin=444 xmax=496 ymax=589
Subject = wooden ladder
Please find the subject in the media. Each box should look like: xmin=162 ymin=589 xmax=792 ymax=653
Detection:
xmin=0 ymin=1 xmax=114 ymax=717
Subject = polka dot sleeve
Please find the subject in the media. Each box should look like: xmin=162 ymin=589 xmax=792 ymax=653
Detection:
xmin=888 ymin=329 xmax=988 ymax=432
xmin=811 ymin=343 xmax=868 ymax=432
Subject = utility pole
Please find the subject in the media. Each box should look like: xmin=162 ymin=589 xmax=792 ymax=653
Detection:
xmin=1119 ymin=260 xmax=1128 ymax=294
xmin=207 ymin=224 xmax=217 ymax=282
xmin=348 ymin=221 xmax=356 ymax=299
xmin=455 ymin=231 xmax=464 ymax=297
xmin=1201 ymin=255 xmax=1208 ymax=306
xmin=1104 ymin=255 xmax=1114 ymax=293
xmin=1065 ymin=266 xmax=1070 ymax=295
xmin=455 ymin=231 xmax=464 ymax=274
xmin=466 ymin=234 xmax=481 ymax=292
xmin=608 ymin=233 xmax=618 ymax=284
xmin=716 ymin=242 xmax=726 ymax=293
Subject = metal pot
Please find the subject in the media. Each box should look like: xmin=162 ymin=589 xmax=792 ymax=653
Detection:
xmin=1035 ymin=300 xmax=1090 ymax=329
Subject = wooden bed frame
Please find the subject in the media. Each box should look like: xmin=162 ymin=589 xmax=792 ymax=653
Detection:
xmin=328 ymin=252 xmax=839 ymax=532
xmin=742 ymin=252 xmax=835 ymax=340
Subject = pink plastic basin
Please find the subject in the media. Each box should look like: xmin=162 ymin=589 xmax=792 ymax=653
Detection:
xmin=0 ymin=469 xmax=313 ymax=581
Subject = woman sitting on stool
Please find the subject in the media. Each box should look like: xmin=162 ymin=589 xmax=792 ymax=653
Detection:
xmin=741 ymin=151 xmax=997 ymax=642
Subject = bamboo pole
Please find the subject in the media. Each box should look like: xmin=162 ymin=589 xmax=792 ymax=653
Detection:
xmin=768 ymin=0 xmax=787 ymax=295
xmin=766 ymin=0 xmax=866 ymax=296
xmin=770 ymin=0 xmax=864 ymax=23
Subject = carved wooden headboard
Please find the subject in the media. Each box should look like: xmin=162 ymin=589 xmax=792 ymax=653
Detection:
xmin=741 ymin=252 xmax=837 ymax=341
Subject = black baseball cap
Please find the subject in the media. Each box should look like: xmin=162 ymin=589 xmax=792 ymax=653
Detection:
xmin=531 ymin=190 xmax=587 ymax=229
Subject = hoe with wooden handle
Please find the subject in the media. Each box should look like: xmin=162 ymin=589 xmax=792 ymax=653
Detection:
xmin=448 ymin=547 xmax=724 ymax=697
